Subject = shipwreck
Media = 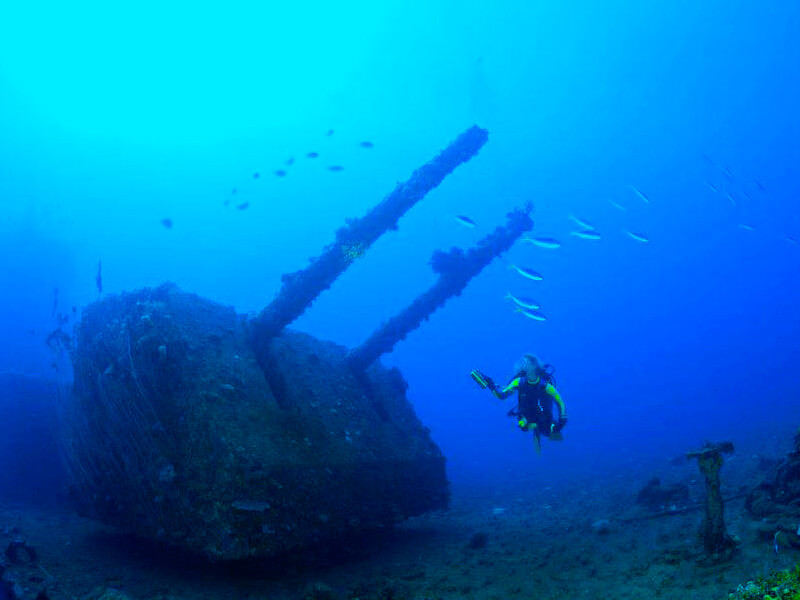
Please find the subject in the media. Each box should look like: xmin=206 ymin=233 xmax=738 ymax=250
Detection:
xmin=65 ymin=126 xmax=534 ymax=560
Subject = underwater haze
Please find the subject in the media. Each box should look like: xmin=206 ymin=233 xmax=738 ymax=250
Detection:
xmin=1 ymin=0 xmax=800 ymax=595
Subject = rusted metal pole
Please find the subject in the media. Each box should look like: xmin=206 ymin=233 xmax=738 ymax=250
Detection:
xmin=251 ymin=126 xmax=489 ymax=348
xmin=347 ymin=203 xmax=534 ymax=371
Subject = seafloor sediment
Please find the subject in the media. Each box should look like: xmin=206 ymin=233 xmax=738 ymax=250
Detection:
xmin=2 ymin=426 xmax=799 ymax=600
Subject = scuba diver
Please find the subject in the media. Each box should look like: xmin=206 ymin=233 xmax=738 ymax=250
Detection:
xmin=471 ymin=354 xmax=567 ymax=451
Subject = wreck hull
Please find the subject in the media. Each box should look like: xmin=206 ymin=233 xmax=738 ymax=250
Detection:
xmin=66 ymin=284 xmax=448 ymax=560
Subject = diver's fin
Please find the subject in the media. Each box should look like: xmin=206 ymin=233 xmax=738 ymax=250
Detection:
xmin=549 ymin=431 xmax=564 ymax=442
xmin=533 ymin=427 xmax=542 ymax=453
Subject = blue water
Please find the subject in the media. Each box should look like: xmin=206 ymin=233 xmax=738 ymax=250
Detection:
xmin=1 ymin=0 xmax=799 ymax=493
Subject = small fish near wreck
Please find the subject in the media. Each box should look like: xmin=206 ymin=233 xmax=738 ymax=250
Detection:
xmin=455 ymin=215 xmax=477 ymax=228
xmin=629 ymin=185 xmax=650 ymax=204
xmin=515 ymin=306 xmax=546 ymax=321
xmin=626 ymin=230 xmax=650 ymax=243
xmin=568 ymin=214 xmax=594 ymax=230
xmin=505 ymin=292 xmax=540 ymax=310
xmin=571 ymin=229 xmax=601 ymax=241
xmin=524 ymin=235 xmax=561 ymax=249
xmin=509 ymin=264 xmax=544 ymax=281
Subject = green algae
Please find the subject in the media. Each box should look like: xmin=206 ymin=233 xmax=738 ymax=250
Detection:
xmin=728 ymin=563 xmax=800 ymax=600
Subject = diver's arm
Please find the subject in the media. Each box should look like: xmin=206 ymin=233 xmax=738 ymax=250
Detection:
xmin=492 ymin=377 xmax=521 ymax=400
xmin=546 ymin=383 xmax=568 ymax=429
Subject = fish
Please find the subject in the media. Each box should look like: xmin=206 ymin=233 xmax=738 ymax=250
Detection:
xmin=523 ymin=236 xmax=561 ymax=249
xmin=161 ymin=218 xmax=173 ymax=229
xmin=608 ymin=199 xmax=626 ymax=211
xmin=328 ymin=165 xmax=344 ymax=172
xmin=786 ymin=236 xmax=798 ymax=245
xmin=253 ymin=172 xmax=260 ymax=179
xmin=509 ymin=265 xmax=544 ymax=281
xmin=95 ymin=261 xmax=103 ymax=294
xmin=306 ymin=152 xmax=319 ymax=159
xmin=726 ymin=193 xmax=736 ymax=206
xmin=625 ymin=231 xmax=649 ymax=243
xmin=274 ymin=169 xmax=287 ymax=177
xmin=360 ymin=141 xmax=374 ymax=148
xmin=571 ymin=229 xmax=601 ymax=241
xmin=515 ymin=307 xmax=546 ymax=321
xmin=455 ymin=215 xmax=477 ymax=228
xmin=569 ymin=214 xmax=594 ymax=230
xmin=326 ymin=129 xmax=334 ymax=136
xmin=629 ymin=185 xmax=650 ymax=204
xmin=236 ymin=202 xmax=250 ymax=211
xmin=755 ymin=179 xmax=767 ymax=193
xmin=705 ymin=182 xmax=718 ymax=193
xmin=505 ymin=293 xmax=540 ymax=310
xmin=738 ymin=224 xmax=755 ymax=231
xmin=285 ymin=157 xmax=295 ymax=166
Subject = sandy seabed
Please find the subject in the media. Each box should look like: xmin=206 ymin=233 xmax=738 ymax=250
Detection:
xmin=3 ymin=437 xmax=798 ymax=600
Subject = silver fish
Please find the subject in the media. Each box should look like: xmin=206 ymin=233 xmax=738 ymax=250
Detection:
xmin=515 ymin=307 xmax=546 ymax=321
xmin=608 ymin=199 xmax=626 ymax=211
xmin=625 ymin=231 xmax=649 ymax=243
xmin=569 ymin=214 xmax=594 ymax=230
xmin=455 ymin=215 xmax=477 ymax=228
xmin=505 ymin=292 xmax=540 ymax=310
xmin=509 ymin=265 xmax=544 ymax=281
xmin=571 ymin=229 xmax=601 ymax=241
xmin=629 ymin=185 xmax=650 ymax=204
xmin=523 ymin=235 xmax=561 ymax=249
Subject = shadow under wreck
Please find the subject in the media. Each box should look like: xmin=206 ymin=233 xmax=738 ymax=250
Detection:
xmin=64 ymin=126 xmax=534 ymax=560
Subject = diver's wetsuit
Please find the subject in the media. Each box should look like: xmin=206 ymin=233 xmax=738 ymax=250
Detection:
xmin=492 ymin=375 xmax=566 ymax=436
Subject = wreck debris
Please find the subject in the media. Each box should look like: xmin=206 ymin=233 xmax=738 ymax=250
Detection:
xmin=251 ymin=126 xmax=489 ymax=348
xmin=686 ymin=441 xmax=737 ymax=558
xmin=65 ymin=126 xmax=506 ymax=561
xmin=67 ymin=286 xmax=448 ymax=561
xmin=347 ymin=203 xmax=533 ymax=371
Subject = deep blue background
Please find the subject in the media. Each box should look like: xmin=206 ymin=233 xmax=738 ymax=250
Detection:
xmin=1 ymin=0 xmax=798 ymax=491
